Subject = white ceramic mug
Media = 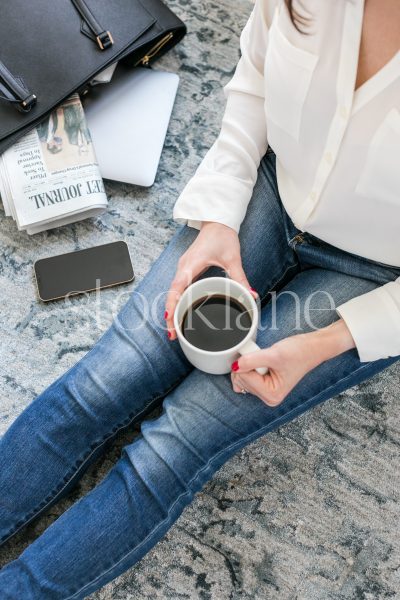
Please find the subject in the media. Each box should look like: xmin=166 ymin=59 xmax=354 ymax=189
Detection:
xmin=173 ymin=276 xmax=268 ymax=376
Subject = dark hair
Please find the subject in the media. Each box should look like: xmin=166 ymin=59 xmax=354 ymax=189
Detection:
xmin=284 ymin=0 xmax=310 ymax=33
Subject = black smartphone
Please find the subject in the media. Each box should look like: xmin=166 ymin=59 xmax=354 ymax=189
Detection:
xmin=34 ymin=241 xmax=135 ymax=302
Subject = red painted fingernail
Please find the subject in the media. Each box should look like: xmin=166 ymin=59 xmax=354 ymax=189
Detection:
xmin=164 ymin=310 xmax=168 ymax=319
xmin=167 ymin=331 xmax=172 ymax=339
xmin=231 ymin=360 xmax=239 ymax=372
xmin=250 ymin=287 xmax=258 ymax=294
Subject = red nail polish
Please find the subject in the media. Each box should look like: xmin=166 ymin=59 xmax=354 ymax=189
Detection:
xmin=164 ymin=310 xmax=169 ymax=319
xmin=167 ymin=331 xmax=172 ymax=339
xmin=231 ymin=360 xmax=239 ymax=372
xmin=250 ymin=287 xmax=258 ymax=294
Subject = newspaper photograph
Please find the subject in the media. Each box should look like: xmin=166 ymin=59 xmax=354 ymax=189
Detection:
xmin=0 ymin=94 xmax=108 ymax=234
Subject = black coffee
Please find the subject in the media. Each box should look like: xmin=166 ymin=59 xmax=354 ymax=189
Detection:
xmin=182 ymin=294 xmax=252 ymax=352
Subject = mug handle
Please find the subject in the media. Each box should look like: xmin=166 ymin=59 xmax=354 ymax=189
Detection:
xmin=239 ymin=339 xmax=268 ymax=375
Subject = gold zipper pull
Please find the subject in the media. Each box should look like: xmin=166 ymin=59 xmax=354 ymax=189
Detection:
xmin=137 ymin=32 xmax=174 ymax=67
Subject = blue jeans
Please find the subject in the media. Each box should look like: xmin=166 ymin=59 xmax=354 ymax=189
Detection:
xmin=0 ymin=150 xmax=399 ymax=599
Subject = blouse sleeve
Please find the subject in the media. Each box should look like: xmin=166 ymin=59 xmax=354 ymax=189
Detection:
xmin=336 ymin=278 xmax=400 ymax=362
xmin=173 ymin=0 xmax=274 ymax=232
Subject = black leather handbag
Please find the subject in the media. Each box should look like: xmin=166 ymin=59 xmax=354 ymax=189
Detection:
xmin=0 ymin=0 xmax=186 ymax=155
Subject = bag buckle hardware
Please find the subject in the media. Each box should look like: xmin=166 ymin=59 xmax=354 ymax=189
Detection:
xmin=19 ymin=94 xmax=37 ymax=112
xmin=96 ymin=31 xmax=114 ymax=50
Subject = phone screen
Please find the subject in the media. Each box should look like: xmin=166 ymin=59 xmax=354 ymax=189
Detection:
xmin=34 ymin=241 xmax=134 ymax=302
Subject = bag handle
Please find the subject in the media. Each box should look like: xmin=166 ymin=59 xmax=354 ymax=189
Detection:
xmin=0 ymin=0 xmax=113 ymax=113
xmin=70 ymin=0 xmax=114 ymax=50
xmin=0 ymin=60 xmax=37 ymax=113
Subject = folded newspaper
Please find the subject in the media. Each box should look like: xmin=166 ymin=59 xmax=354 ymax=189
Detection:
xmin=0 ymin=94 xmax=108 ymax=235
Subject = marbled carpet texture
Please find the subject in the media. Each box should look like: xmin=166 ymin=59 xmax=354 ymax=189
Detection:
xmin=0 ymin=1 xmax=399 ymax=598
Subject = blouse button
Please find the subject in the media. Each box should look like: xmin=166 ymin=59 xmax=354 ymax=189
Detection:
xmin=339 ymin=106 xmax=348 ymax=119
xmin=324 ymin=151 xmax=333 ymax=164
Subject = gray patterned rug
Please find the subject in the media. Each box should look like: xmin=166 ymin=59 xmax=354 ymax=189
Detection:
xmin=0 ymin=1 xmax=399 ymax=598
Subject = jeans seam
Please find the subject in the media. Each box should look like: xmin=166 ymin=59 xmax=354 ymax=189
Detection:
xmin=259 ymin=259 xmax=299 ymax=305
xmin=65 ymin=361 xmax=376 ymax=600
xmin=0 ymin=376 xmax=188 ymax=547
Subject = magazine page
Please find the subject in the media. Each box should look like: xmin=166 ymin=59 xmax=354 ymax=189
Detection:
xmin=0 ymin=94 xmax=107 ymax=233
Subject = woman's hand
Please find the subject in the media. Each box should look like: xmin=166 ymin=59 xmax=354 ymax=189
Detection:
xmin=165 ymin=221 xmax=257 ymax=339
xmin=231 ymin=319 xmax=355 ymax=406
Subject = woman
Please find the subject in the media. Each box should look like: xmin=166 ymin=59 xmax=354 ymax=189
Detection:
xmin=0 ymin=0 xmax=399 ymax=597
xmin=37 ymin=109 xmax=63 ymax=155
xmin=63 ymin=98 xmax=91 ymax=155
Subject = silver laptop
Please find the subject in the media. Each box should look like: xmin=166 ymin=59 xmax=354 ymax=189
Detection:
xmin=83 ymin=65 xmax=179 ymax=187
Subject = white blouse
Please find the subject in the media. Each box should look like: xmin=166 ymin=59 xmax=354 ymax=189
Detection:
xmin=173 ymin=0 xmax=400 ymax=363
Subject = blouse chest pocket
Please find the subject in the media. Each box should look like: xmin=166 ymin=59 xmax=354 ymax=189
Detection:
xmin=264 ymin=18 xmax=318 ymax=142
xmin=355 ymin=109 xmax=400 ymax=205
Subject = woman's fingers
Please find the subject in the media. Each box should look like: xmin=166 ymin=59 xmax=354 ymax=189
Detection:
xmin=233 ymin=372 xmax=264 ymax=395
xmin=165 ymin=258 xmax=204 ymax=339
xmin=234 ymin=349 xmax=273 ymax=373
xmin=226 ymin=259 xmax=258 ymax=299
xmin=165 ymin=272 xmax=191 ymax=339
xmin=231 ymin=372 xmax=243 ymax=393
xmin=165 ymin=249 xmax=255 ymax=341
xmin=233 ymin=372 xmax=282 ymax=407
